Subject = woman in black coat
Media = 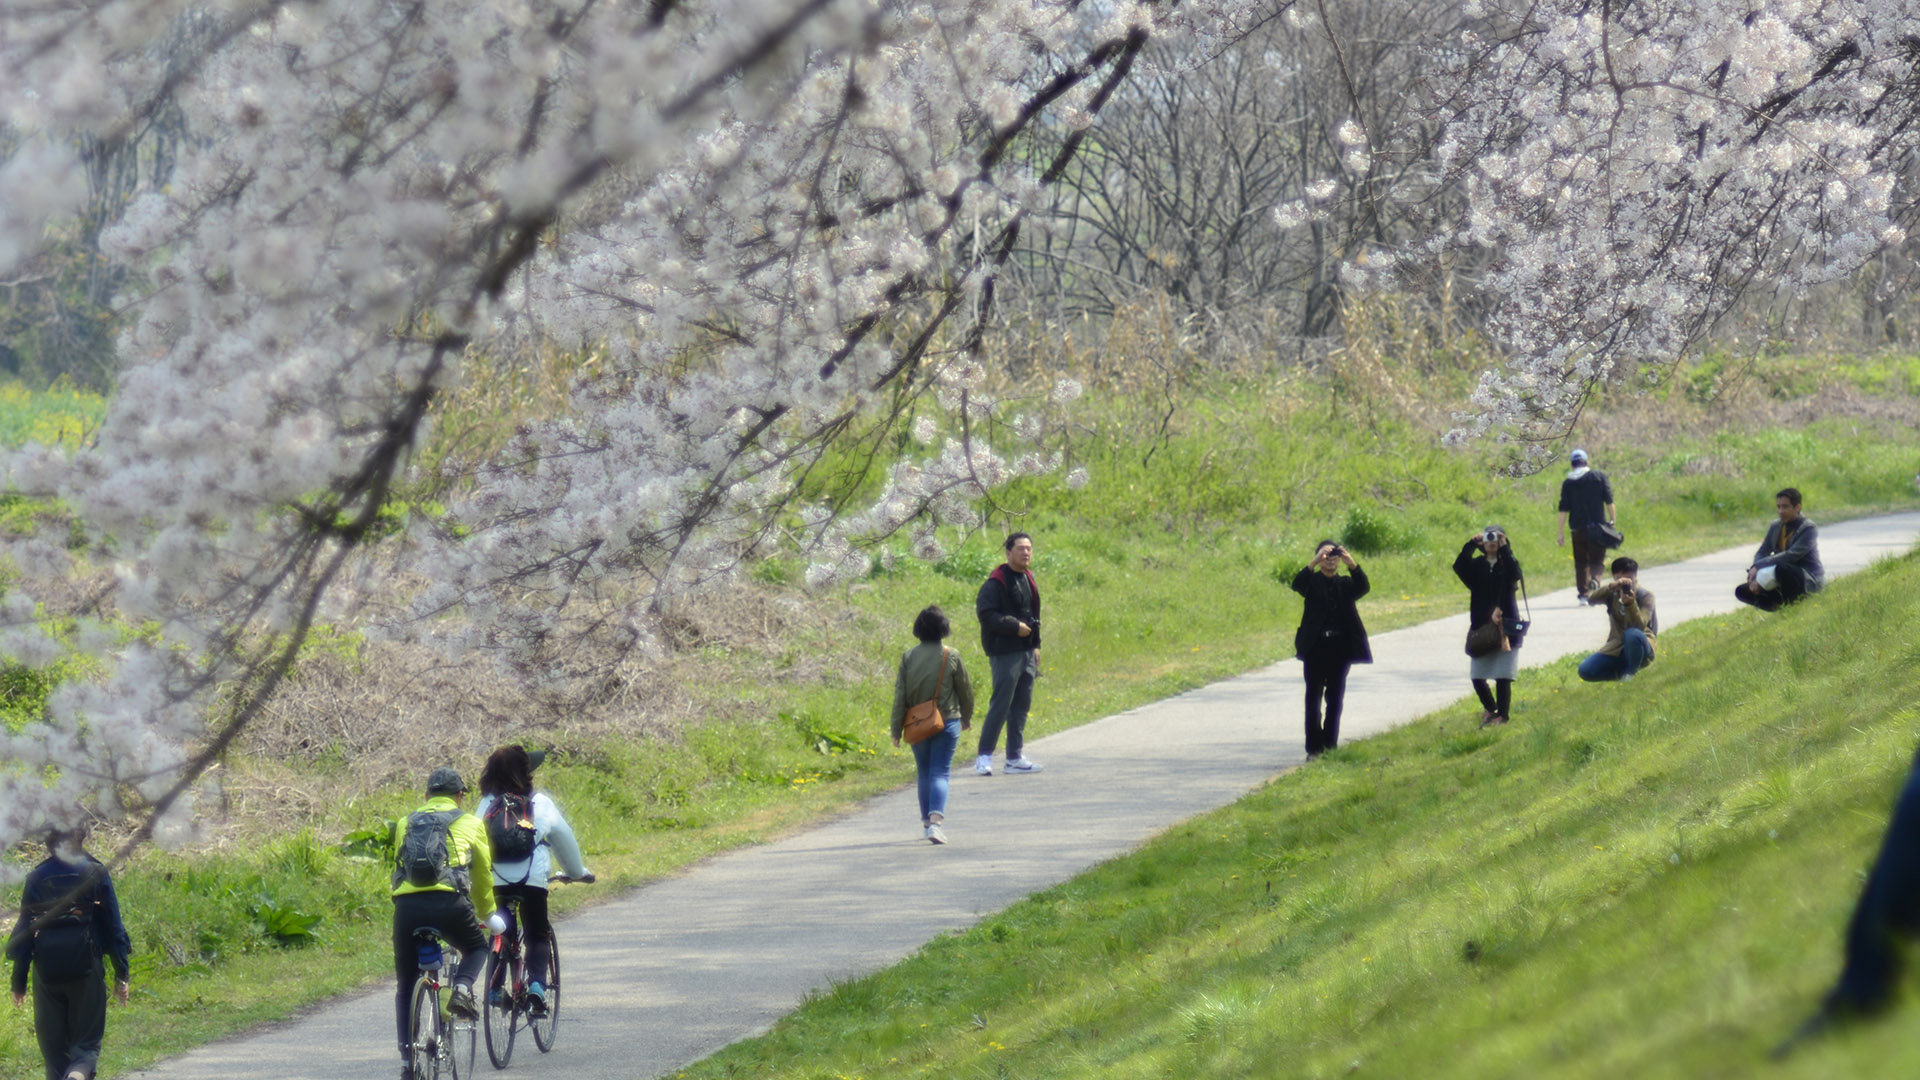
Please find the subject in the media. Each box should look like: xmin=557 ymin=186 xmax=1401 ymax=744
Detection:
xmin=1291 ymin=540 xmax=1373 ymax=757
xmin=1454 ymin=528 xmax=1523 ymax=727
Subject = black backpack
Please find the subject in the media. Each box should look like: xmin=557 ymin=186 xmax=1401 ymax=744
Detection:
xmin=483 ymin=792 xmax=538 ymax=863
xmin=28 ymin=866 xmax=100 ymax=983
xmin=394 ymin=810 xmax=465 ymax=890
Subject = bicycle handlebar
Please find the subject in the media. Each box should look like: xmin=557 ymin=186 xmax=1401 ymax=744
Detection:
xmin=548 ymin=873 xmax=595 ymax=885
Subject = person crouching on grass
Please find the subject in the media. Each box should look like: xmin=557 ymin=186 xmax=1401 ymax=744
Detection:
xmin=1577 ymin=557 xmax=1657 ymax=682
xmin=1290 ymin=540 xmax=1373 ymax=758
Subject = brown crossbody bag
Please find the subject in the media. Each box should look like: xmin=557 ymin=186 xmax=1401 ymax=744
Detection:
xmin=901 ymin=648 xmax=949 ymax=744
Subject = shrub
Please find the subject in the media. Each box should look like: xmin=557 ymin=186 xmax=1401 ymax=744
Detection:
xmin=1339 ymin=507 xmax=1421 ymax=555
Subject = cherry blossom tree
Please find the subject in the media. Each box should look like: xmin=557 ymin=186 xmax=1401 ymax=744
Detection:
xmin=1404 ymin=0 xmax=1920 ymax=449
xmin=0 ymin=0 xmax=1195 ymax=859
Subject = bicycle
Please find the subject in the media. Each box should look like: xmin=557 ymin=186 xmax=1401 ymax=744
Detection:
xmin=408 ymin=926 xmax=479 ymax=1080
xmin=483 ymin=874 xmax=592 ymax=1068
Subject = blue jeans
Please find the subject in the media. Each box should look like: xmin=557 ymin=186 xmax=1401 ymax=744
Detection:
xmin=1577 ymin=628 xmax=1651 ymax=681
xmin=976 ymin=650 xmax=1037 ymax=759
xmin=911 ymin=718 xmax=962 ymax=821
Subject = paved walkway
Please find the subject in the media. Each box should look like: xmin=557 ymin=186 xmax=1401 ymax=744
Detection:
xmin=125 ymin=512 xmax=1920 ymax=1080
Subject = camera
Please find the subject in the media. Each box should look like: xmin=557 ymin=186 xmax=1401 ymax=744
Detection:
xmin=1482 ymin=527 xmax=1503 ymax=546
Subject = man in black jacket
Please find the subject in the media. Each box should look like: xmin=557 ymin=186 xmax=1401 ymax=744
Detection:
xmin=1556 ymin=448 xmax=1616 ymax=602
xmin=1736 ymin=487 xmax=1825 ymax=611
xmin=973 ymin=532 xmax=1043 ymax=775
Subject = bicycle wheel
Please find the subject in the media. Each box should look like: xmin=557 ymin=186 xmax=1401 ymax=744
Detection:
xmin=409 ymin=979 xmax=440 ymax=1080
xmin=482 ymin=949 xmax=516 ymax=1068
xmin=448 ymin=999 xmax=478 ymax=1080
xmin=530 ymin=930 xmax=560 ymax=1052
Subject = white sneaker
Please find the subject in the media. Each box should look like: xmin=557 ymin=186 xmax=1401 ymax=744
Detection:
xmin=927 ymin=822 xmax=947 ymax=844
xmin=1003 ymin=757 xmax=1043 ymax=773
xmin=974 ymin=754 xmax=993 ymax=775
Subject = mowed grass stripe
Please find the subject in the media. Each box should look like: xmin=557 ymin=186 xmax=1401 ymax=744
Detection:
xmin=681 ymin=551 xmax=1920 ymax=1080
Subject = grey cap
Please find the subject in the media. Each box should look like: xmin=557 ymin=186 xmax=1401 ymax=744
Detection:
xmin=1570 ymin=448 xmax=1589 ymax=464
xmin=426 ymin=767 xmax=468 ymax=795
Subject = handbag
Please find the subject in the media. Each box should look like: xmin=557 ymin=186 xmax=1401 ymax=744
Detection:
xmin=900 ymin=648 xmax=949 ymax=745
xmin=1464 ymin=568 xmax=1533 ymax=657
xmin=1465 ymin=622 xmax=1502 ymax=658
xmin=1586 ymin=521 xmax=1624 ymax=550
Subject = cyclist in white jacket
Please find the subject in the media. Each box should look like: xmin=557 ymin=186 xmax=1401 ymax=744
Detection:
xmin=476 ymin=745 xmax=591 ymax=1012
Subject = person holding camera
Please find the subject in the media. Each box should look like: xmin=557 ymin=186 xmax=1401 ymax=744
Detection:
xmin=1455 ymin=526 xmax=1524 ymax=727
xmin=1290 ymin=541 xmax=1373 ymax=758
xmin=1577 ymin=557 xmax=1657 ymax=681
xmin=973 ymin=532 xmax=1043 ymax=775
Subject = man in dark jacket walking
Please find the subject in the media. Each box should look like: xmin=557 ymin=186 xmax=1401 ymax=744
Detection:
xmin=8 ymin=824 xmax=133 ymax=1080
xmin=1556 ymin=448 xmax=1616 ymax=602
xmin=973 ymin=532 xmax=1043 ymax=775
xmin=1291 ymin=541 xmax=1373 ymax=757
xmin=1735 ymin=487 xmax=1825 ymax=611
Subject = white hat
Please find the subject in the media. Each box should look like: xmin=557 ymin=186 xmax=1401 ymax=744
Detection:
xmin=1570 ymin=448 xmax=1589 ymax=464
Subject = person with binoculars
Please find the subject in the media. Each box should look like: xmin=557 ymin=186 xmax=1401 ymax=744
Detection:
xmin=1290 ymin=541 xmax=1373 ymax=758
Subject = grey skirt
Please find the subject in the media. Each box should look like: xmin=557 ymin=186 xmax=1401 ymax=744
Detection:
xmin=1469 ymin=644 xmax=1520 ymax=681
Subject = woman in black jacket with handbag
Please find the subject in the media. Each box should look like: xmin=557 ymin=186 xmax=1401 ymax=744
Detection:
xmin=1291 ymin=541 xmax=1373 ymax=757
xmin=1455 ymin=528 xmax=1523 ymax=727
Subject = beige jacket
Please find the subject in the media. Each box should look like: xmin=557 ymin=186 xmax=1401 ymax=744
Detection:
xmin=1588 ymin=580 xmax=1657 ymax=659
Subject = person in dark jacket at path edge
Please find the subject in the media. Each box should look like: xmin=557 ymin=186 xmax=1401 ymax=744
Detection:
xmin=8 ymin=823 xmax=133 ymax=1080
xmin=1735 ymin=487 xmax=1825 ymax=611
xmin=1291 ymin=540 xmax=1373 ymax=758
xmin=974 ymin=532 xmax=1044 ymax=775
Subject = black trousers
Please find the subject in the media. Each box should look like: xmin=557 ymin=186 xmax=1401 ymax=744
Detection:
xmin=1472 ymin=678 xmax=1512 ymax=720
xmin=1302 ymin=648 xmax=1351 ymax=755
xmin=495 ymin=883 xmax=554 ymax=988
xmin=391 ymin=890 xmax=488 ymax=1059
xmin=32 ymin=967 xmax=106 ymax=1080
xmin=1735 ymin=563 xmax=1812 ymax=612
xmin=1824 ymin=746 xmax=1920 ymax=1015
xmin=1570 ymin=530 xmax=1605 ymax=597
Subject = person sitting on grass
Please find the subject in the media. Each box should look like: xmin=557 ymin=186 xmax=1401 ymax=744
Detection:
xmin=1735 ymin=487 xmax=1824 ymax=612
xmin=1577 ymin=557 xmax=1657 ymax=682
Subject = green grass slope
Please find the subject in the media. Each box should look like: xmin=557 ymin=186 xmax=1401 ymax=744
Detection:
xmin=683 ymin=550 xmax=1920 ymax=1080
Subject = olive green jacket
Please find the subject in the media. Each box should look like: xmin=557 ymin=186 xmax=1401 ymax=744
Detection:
xmin=889 ymin=642 xmax=975 ymax=741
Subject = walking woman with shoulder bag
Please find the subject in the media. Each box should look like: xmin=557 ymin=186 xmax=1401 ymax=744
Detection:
xmin=890 ymin=605 xmax=975 ymax=844
xmin=1454 ymin=527 xmax=1526 ymax=728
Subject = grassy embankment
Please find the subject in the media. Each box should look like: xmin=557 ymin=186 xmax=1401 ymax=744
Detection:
xmin=681 ymin=549 xmax=1920 ymax=1080
xmin=1 ymin=352 xmax=1919 ymax=1076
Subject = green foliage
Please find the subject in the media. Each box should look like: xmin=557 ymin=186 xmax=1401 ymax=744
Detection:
xmin=1338 ymin=506 xmax=1423 ymax=555
xmin=337 ymin=821 xmax=397 ymax=864
xmin=0 ymin=381 xmax=106 ymax=445
xmin=249 ymin=895 xmax=323 ymax=947
xmin=787 ymin=710 xmax=866 ymax=755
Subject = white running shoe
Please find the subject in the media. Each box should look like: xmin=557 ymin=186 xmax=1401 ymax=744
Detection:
xmin=927 ymin=822 xmax=947 ymax=844
xmin=1003 ymin=757 xmax=1043 ymax=773
xmin=974 ymin=754 xmax=993 ymax=775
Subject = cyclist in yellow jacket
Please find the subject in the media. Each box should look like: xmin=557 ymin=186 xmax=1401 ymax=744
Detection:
xmin=389 ymin=767 xmax=494 ymax=1080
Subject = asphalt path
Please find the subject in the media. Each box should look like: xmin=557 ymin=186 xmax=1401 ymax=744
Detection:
xmin=124 ymin=511 xmax=1920 ymax=1080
